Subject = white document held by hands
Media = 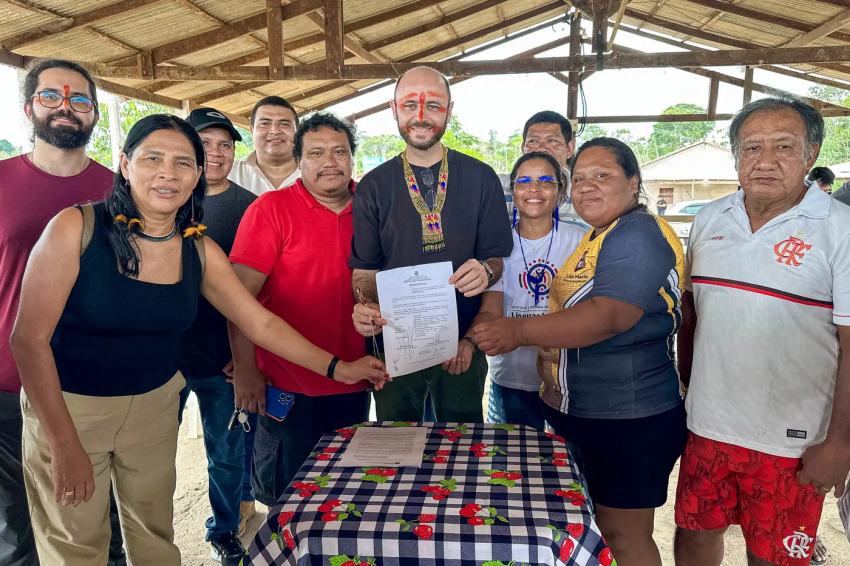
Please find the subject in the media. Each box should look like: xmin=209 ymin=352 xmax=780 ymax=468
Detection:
xmin=376 ymin=261 xmax=459 ymax=378
xmin=337 ymin=427 xmax=428 ymax=468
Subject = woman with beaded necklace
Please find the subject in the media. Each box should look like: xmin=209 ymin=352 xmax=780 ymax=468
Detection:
xmin=9 ymin=114 xmax=387 ymax=565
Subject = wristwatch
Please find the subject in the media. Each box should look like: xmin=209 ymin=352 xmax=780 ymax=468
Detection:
xmin=478 ymin=260 xmax=495 ymax=285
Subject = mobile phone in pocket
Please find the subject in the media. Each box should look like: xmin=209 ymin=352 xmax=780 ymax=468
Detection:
xmin=265 ymin=385 xmax=295 ymax=422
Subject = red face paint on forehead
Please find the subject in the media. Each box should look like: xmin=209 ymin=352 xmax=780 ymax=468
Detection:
xmin=419 ymin=92 xmax=426 ymax=122
xmin=426 ymin=91 xmax=444 ymax=97
xmin=402 ymin=92 xmax=418 ymax=101
xmin=63 ymin=85 xmax=70 ymax=97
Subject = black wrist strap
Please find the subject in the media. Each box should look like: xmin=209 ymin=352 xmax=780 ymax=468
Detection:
xmin=461 ymin=336 xmax=479 ymax=352
xmin=326 ymin=356 xmax=340 ymax=380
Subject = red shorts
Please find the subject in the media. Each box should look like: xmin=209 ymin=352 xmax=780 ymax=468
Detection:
xmin=675 ymin=432 xmax=825 ymax=566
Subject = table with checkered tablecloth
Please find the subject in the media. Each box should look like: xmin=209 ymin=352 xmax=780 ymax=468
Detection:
xmin=244 ymin=422 xmax=612 ymax=566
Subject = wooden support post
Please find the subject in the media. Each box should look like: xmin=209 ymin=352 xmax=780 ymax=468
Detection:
xmin=267 ymin=0 xmax=284 ymax=80
xmin=567 ymin=12 xmax=582 ymax=124
xmin=137 ymin=50 xmax=154 ymax=81
xmin=743 ymin=66 xmax=754 ymax=104
xmin=707 ymin=75 xmax=719 ymax=120
xmin=591 ymin=1 xmax=608 ymax=70
xmin=324 ymin=0 xmax=344 ymax=79
xmin=108 ymin=93 xmax=123 ymax=171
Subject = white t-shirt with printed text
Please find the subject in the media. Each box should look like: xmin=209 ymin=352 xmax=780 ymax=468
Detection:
xmin=487 ymin=222 xmax=586 ymax=392
xmin=685 ymin=186 xmax=850 ymax=458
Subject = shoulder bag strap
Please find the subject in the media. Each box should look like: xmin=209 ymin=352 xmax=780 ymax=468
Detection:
xmin=193 ymin=236 xmax=206 ymax=276
xmin=79 ymin=203 xmax=95 ymax=256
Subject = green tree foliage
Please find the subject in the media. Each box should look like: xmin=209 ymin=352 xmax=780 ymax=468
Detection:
xmin=809 ymin=86 xmax=850 ymax=170
xmin=645 ymin=103 xmax=716 ymax=159
xmin=0 ymin=139 xmax=21 ymax=159
xmin=88 ymin=99 xmax=172 ymax=169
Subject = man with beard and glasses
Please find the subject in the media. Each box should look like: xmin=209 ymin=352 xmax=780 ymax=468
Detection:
xmin=0 ymin=60 xmax=117 ymax=566
xmin=229 ymin=96 xmax=300 ymax=197
xmin=350 ymin=66 xmax=513 ymax=423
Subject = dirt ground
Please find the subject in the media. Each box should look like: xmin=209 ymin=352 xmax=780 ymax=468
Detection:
xmin=174 ymin=404 xmax=849 ymax=566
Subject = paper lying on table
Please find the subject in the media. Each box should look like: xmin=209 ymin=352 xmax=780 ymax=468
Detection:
xmin=376 ymin=261 xmax=458 ymax=378
xmin=337 ymin=427 xmax=429 ymax=468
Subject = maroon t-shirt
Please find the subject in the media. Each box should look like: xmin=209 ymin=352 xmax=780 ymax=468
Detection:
xmin=0 ymin=155 xmax=113 ymax=394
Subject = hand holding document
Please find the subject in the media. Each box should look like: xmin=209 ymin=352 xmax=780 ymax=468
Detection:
xmin=337 ymin=427 xmax=428 ymax=468
xmin=376 ymin=262 xmax=459 ymax=377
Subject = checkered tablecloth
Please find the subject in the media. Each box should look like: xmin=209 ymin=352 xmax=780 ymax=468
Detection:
xmin=244 ymin=422 xmax=612 ymax=566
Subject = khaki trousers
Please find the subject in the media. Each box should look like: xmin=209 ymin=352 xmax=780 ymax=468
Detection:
xmin=21 ymin=373 xmax=184 ymax=566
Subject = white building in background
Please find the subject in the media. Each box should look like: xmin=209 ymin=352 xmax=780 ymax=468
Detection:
xmin=641 ymin=141 xmax=739 ymax=207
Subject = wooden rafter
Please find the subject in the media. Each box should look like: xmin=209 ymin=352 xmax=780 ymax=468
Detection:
xmin=615 ymin=23 xmax=850 ymax=91
xmin=106 ymin=0 xmax=322 ymax=67
xmin=432 ymin=5 xmax=460 ymax=41
xmin=1 ymin=0 xmax=164 ymax=51
xmin=364 ymin=0 xmax=514 ymax=52
xmin=624 ymin=8 xmax=850 ymax=77
xmin=267 ymin=0 xmax=284 ymax=80
xmin=183 ymin=2 xmax=566 ymax=107
xmin=56 ymin=42 xmax=850 ymax=82
xmin=312 ymin=15 xmax=571 ymax=112
xmin=683 ymin=0 xmax=850 ymax=43
xmin=784 ymin=10 xmax=850 ymax=47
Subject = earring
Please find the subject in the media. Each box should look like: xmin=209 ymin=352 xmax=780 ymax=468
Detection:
xmin=553 ymin=206 xmax=560 ymax=231
xmin=512 ymin=206 xmax=518 ymax=229
xmin=182 ymin=195 xmax=207 ymax=239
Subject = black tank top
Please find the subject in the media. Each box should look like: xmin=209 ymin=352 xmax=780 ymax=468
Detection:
xmin=50 ymin=203 xmax=201 ymax=396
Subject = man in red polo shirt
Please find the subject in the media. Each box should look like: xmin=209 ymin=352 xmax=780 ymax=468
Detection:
xmin=229 ymin=113 xmax=385 ymax=502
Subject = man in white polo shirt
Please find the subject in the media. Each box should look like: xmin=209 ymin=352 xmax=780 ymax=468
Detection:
xmin=229 ymin=96 xmax=300 ymax=196
xmin=674 ymin=96 xmax=850 ymax=566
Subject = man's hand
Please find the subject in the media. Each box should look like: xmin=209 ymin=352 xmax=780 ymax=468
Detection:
xmin=798 ymin=438 xmax=850 ymax=497
xmin=51 ymin=439 xmax=95 ymax=507
xmin=352 ymin=302 xmax=386 ymax=337
xmin=223 ymin=359 xmax=235 ymax=379
xmin=473 ymin=318 xmax=522 ymax=356
xmin=234 ymin=365 xmax=271 ymax=415
xmin=442 ymin=339 xmax=474 ymax=375
xmin=449 ymin=259 xmax=489 ymax=297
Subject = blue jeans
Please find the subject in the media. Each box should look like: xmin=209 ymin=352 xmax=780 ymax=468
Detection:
xmin=178 ymin=375 xmax=244 ymax=540
xmin=486 ymin=381 xmax=547 ymax=430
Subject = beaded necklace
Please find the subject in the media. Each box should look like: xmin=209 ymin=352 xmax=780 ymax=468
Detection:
xmin=402 ymin=146 xmax=449 ymax=255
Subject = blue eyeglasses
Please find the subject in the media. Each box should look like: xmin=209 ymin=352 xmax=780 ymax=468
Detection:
xmin=513 ymin=175 xmax=559 ymax=189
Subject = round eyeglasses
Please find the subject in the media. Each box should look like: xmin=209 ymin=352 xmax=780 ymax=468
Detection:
xmin=33 ymin=91 xmax=94 ymax=113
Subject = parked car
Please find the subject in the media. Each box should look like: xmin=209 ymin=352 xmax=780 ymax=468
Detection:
xmin=665 ymin=199 xmax=711 ymax=244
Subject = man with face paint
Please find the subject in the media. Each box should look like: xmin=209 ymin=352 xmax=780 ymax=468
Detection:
xmin=350 ymin=66 xmax=513 ymax=423
xmin=0 ymin=60 xmax=115 ymax=566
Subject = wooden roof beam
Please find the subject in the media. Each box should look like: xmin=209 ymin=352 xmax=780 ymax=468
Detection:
xmin=188 ymin=3 xmax=566 ymax=107
xmin=623 ymin=8 xmax=850 ymax=77
xmin=684 ymin=0 xmax=850 ymax=43
xmin=324 ymin=0 xmax=344 ymax=80
xmin=74 ymin=43 xmax=850 ymax=81
xmin=312 ymin=16 xmax=571 ymax=112
xmin=1 ymin=0 xmax=163 ymax=51
xmin=615 ymin=23 xmax=850 ymax=90
xmin=785 ymin=10 xmax=850 ymax=47
xmin=107 ymin=0 xmax=322 ymax=67
xmin=364 ymin=0 xmax=514 ymax=52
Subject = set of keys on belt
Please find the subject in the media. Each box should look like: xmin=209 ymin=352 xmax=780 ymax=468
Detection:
xmin=227 ymin=406 xmax=251 ymax=432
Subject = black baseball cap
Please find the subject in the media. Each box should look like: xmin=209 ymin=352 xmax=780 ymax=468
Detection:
xmin=187 ymin=107 xmax=242 ymax=142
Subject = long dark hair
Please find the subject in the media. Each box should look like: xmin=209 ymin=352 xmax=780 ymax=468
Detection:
xmin=572 ymin=137 xmax=646 ymax=203
xmin=104 ymin=114 xmax=206 ymax=277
